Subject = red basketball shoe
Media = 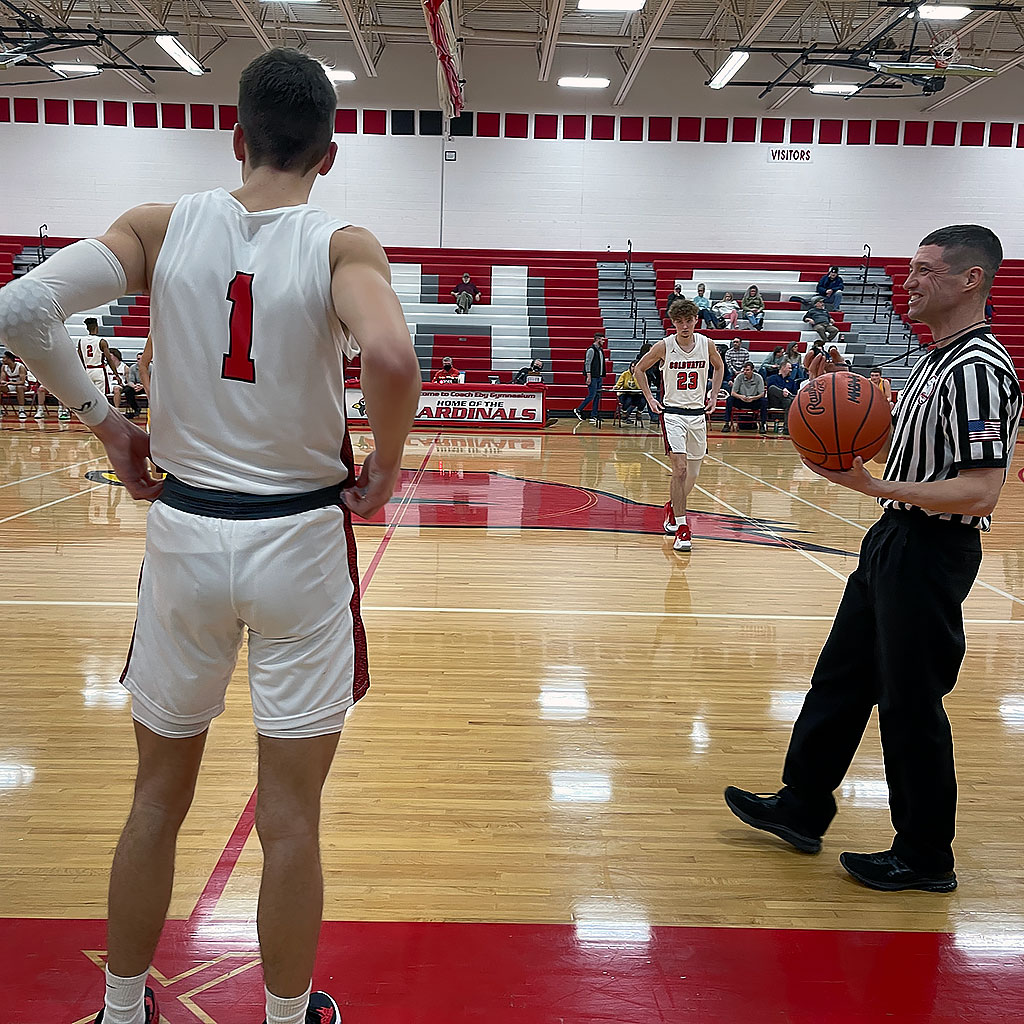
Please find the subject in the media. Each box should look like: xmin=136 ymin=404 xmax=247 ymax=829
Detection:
xmin=663 ymin=500 xmax=678 ymax=535
xmin=673 ymin=522 xmax=692 ymax=552
xmin=94 ymin=986 xmax=159 ymax=1023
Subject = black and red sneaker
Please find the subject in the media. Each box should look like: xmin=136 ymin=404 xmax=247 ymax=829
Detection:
xmin=94 ymin=985 xmax=160 ymax=1023
xmin=263 ymin=990 xmax=341 ymax=1024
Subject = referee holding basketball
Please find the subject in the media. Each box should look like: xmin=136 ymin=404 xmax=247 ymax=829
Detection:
xmin=726 ymin=225 xmax=1022 ymax=892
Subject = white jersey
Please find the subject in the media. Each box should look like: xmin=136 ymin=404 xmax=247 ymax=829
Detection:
xmin=149 ymin=188 xmax=355 ymax=494
xmin=78 ymin=336 xmax=105 ymax=368
xmin=661 ymin=331 xmax=711 ymax=410
xmin=2 ymin=362 xmax=23 ymax=385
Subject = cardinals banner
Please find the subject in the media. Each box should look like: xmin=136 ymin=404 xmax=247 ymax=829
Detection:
xmin=347 ymin=386 xmax=545 ymax=428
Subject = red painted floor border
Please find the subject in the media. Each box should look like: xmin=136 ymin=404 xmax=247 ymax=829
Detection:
xmin=2 ymin=917 xmax=1020 ymax=1023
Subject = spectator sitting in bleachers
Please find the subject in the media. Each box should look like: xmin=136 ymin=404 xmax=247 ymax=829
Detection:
xmin=615 ymin=361 xmax=645 ymax=419
xmin=785 ymin=342 xmax=808 ymax=383
xmin=513 ymin=358 xmax=544 ymax=384
xmin=723 ymin=337 xmax=750 ymax=380
xmin=816 ymin=266 xmax=844 ymax=310
xmin=636 ymin=342 xmax=662 ymax=426
xmin=712 ymin=291 xmax=740 ymax=330
xmin=759 ymin=346 xmax=786 ymax=379
xmin=432 ymin=356 xmax=461 ymax=383
xmin=693 ymin=283 xmax=722 ymax=330
xmin=1 ymin=351 xmax=29 ymax=419
xmin=802 ymin=297 xmax=840 ymax=345
xmin=985 ymin=293 xmax=994 ymax=322
xmin=741 ymin=285 xmax=766 ymax=331
xmin=723 ymin=362 xmax=767 ymax=434
xmin=109 ymin=348 xmax=144 ymax=418
xmin=869 ymin=366 xmax=893 ymax=405
xmin=766 ymin=360 xmax=800 ymax=425
xmin=663 ymin=284 xmax=685 ymax=318
xmin=452 ymin=273 xmax=481 ymax=314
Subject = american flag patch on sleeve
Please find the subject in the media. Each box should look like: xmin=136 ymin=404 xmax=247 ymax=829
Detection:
xmin=967 ymin=419 xmax=1002 ymax=442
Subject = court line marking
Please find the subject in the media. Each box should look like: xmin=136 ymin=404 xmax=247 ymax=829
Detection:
xmin=0 ymin=456 xmax=104 ymax=491
xmin=189 ymin=433 xmax=440 ymax=926
xmin=643 ymin=452 xmax=849 ymax=583
xmin=0 ymin=483 xmax=109 ymax=526
xmin=707 ymin=455 xmax=1024 ymax=608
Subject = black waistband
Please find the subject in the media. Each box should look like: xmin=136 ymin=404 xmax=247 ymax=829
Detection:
xmin=881 ymin=507 xmax=980 ymax=533
xmin=158 ymin=475 xmax=343 ymax=520
xmin=662 ymin=406 xmax=706 ymax=416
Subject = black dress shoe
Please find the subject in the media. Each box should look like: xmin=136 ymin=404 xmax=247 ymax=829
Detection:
xmin=839 ymin=850 xmax=957 ymax=893
xmin=724 ymin=786 xmax=823 ymax=854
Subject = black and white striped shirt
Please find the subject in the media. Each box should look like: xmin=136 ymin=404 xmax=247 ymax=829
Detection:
xmin=882 ymin=328 xmax=1022 ymax=530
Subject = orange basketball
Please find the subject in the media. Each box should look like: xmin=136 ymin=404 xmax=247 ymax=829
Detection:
xmin=788 ymin=372 xmax=892 ymax=472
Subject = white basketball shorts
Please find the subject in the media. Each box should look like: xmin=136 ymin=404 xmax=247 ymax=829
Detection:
xmin=87 ymin=366 xmax=108 ymax=393
xmin=661 ymin=410 xmax=708 ymax=460
xmin=121 ymin=500 xmax=367 ymax=739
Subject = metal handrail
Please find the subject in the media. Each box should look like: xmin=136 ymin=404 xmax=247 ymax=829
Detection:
xmin=37 ymin=223 xmax=48 ymax=266
xmin=623 ymin=238 xmax=633 ymax=299
xmin=861 ymin=243 xmax=871 ymax=286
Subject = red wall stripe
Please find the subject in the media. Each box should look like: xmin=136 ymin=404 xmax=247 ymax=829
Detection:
xmin=874 ymin=120 xmax=899 ymax=145
xmin=133 ymin=102 xmax=157 ymax=129
xmin=476 ymin=111 xmax=500 ymax=137
xmin=931 ymin=121 xmax=956 ymax=146
xmin=790 ymin=119 xmax=814 ymax=144
xmin=334 ymin=109 xmax=357 ymax=134
xmin=218 ymin=105 xmax=238 ymax=131
xmin=73 ymin=100 xmax=98 ymax=126
xmin=505 ymin=113 xmax=529 ymax=138
xmin=13 ymin=98 xmax=38 ymax=123
xmin=904 ymin=121 xmax=928 ymax=146
xmin=44 ymin=99 xmax=69 ymax=125
xmin=959 ymin=121 xmax=984 ymax=146
xmin=818 ymin=119 xmax=843 ymax=144
xmin=0 ymin=97 xmax=9 ymax=123
xmin=760 ymin=118 xmax=785 ymax=143
xmin=704 ymin=117 xmax=728 ymax=143
xmin=161 ymin=103 xmax=186 ymax=130
xmin=190 ymin=104 xmax=215 ymax=130
xmin=648 ymin=116 xmax=671 ymax=142
xmin=562 ymin=114 xmax=585 ymax=140
xmin=534 ymin=113 xmax=557 ymax=139
xmin=732 ymin=117 xmax=756 ymax=143
xmin=1018 ymin=124 xmax=1024 ymax=148
xmin=619 ymin=116 xmax=643 ymax=142
xmin=591 ymin=115 xmax=614 ymax=140
xmin=677 ymin=117 xmax=701 ymax=142
xmin=988 ymin=122 xmax=1013 ymax=147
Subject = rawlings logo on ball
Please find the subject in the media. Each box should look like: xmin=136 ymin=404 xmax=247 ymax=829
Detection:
xmin=804 ymin=380 xmax=826 ymax=416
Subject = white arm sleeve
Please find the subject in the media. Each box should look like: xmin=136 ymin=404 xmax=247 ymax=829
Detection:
xmin=0 ymin=239 xmax=129 ymax=426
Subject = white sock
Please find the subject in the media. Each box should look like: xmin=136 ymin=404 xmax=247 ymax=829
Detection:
xmin=677 ymin=513 xmax=688 ymax=526
xmin=266 ymin=983 xmax=312 ymax=1024
xmin=103 ymin=965 xmax=149 ymax=1024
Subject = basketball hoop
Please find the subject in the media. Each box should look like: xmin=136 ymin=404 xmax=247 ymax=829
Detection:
xmin=930 ymin=30 xmax=961 ymax=71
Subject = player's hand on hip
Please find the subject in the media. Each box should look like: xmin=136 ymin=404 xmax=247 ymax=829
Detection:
xmin=92 ymin=408 xmax=163 ymax=501
xmin=342 ymin=451 xmax=401 ymax=519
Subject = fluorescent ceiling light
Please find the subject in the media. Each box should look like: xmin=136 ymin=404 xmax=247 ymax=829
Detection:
xmin=577 ymin=0 xmax=645 ymax=11
xmin=51 ymin=63 xmax=100 ymax=76
xmin=0 ymin=51 xmax=29 ymax=66
xmin=811 ymin=82 xmax=861 ymax=94
xmin=707 ymin=49 xmax=749 ymax=89
xmin=326 ymin=69 xmax=356 ymax=83
xmin=261 ymin=0 xmax=322 ymax=3
xmin=558 ymin=76 xmax=611 ymax=88
xmin=910 ymin=5 xmax=971 ymax=20
xmin=155 ymin=34 xmax=205 ymax=75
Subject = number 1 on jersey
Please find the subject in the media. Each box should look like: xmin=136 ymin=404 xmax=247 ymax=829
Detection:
xmin=222 ymin=272 xmax=256 ymax=383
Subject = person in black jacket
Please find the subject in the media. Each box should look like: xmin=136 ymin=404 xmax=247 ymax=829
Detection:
xmin=513 ymin=358 xmax=544 ymax=384
xmin=816 ymin=266 xmax=844 ymax=310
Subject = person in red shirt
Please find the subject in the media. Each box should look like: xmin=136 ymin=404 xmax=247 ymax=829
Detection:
xmin=432 ymin=356 xmax=461 ymax=383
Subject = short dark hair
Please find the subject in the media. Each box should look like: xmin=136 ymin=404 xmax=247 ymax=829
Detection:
xmin=919 ymin=224 xmax=1003 ymax=291
xmin=870 ymin=366 xmax=882 ymax=375
xmin=742 ymin=361 xmax=754 ymax=370
xmin=668 ymin=299 xmax=700 ymax=321
xmin=593 ymin=333 xmax=605 ymax=341
xmin=84 ymin=317 xmax=98 ymax=329
xmin=238 ymin=48 xmax=336 ymax=173
xmin=110 ymin=348 xmax=122 ymax=360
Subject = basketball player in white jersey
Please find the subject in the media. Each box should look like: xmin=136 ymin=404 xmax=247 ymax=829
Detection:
xmin=79 ymin=316 xmax=116 ymax=394
xmin=635 ymin=299 xmax=724 ymax=552
xmin=0 ymin=49 xmax=420 ymax=1024
xmin=1 ymin=351 xmax=29 ymax=419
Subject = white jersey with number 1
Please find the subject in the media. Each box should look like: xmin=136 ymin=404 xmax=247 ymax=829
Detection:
xmin=661 ymin=331 xmax=711 ymax=409
xmin=149 ymin=188 xmax=356 ymax=495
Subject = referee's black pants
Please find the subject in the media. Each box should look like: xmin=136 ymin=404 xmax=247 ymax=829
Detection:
xmin=780 ymin=510 xmax=982 ymax=873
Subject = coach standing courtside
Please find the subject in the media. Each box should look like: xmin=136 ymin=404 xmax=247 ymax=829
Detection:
xmin=725 ymin=225 xmax=1021 ymax=893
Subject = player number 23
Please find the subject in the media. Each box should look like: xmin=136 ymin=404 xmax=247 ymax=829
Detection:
xmin=222 ymin=272 xmax=257 ymax=384
xmin=676 ymin=371 xmax=699 ymax=390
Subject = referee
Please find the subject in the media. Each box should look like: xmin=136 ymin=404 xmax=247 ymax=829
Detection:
xmin=725 ymin=225 xmax=1022 ymax=893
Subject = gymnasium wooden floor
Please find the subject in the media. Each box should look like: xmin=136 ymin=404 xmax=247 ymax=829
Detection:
xmin=2 ymin=417 xmax=1024 ymax=1023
